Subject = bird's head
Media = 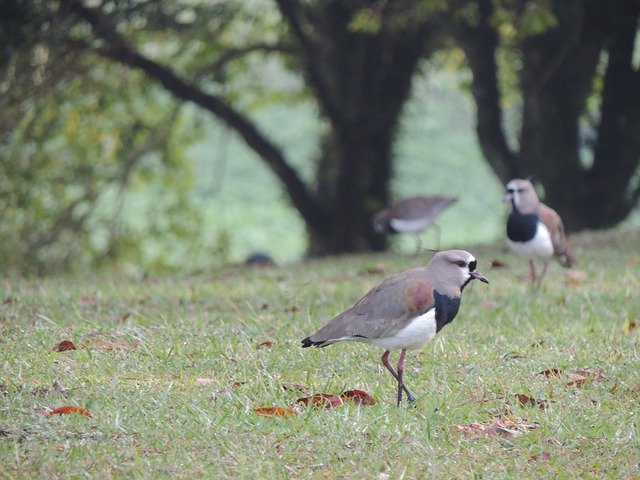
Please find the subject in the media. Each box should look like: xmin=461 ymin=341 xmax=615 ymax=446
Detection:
xmin=431 ymin=250 xmax=489 ymax=291
xmin=505 ymin=179 xmax=540 ymax=214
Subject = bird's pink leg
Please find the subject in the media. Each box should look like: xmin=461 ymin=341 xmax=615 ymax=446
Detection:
xmin=381 ymin=350 xmax=415 ymax=405
xmin=529 ymin=260 xmax=537 ymax=283
xmin=540 ymin=261 xmax=549 ymax=282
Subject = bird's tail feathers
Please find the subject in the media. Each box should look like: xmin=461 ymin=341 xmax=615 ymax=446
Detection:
xmin=301 ymin=336 xmax=333 ymax=348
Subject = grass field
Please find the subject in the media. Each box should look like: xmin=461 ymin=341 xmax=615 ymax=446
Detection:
xmin=1 ymin=229 xmax=639 ymax=478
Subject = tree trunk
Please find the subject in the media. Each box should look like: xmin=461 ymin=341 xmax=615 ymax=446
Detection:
xmin=454 ymin=0 xmax=640 ymax=232
xmin=279 ymin=0 xmax=434 ymax=255
xmin=584 ymin=0 xmax=640 ymax=227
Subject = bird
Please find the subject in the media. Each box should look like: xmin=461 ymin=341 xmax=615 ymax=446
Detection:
xmin=372 ymin=195 xmax=458 ymax=252
xmin=301 ymin=250 xmax=488 ymax=406
xmin=505 ymin=178 xmax=574 ymax=283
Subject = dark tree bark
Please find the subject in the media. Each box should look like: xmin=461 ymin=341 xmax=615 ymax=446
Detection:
xmin=451 ymin=0 xmax=640 ymax=231
xmin=276 ymin=0 xmax=435 ymax=254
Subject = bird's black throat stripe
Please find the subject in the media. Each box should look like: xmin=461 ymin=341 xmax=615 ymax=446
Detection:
xmin=506 ymin=207 xmax=538 ymax=243
xmin=433 ymin=290 xmax=461 ymax=333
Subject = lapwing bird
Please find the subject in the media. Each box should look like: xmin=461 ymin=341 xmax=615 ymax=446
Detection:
xmin=372 ymin=195 xmax=458 ymax=251
xmin=301 ymin=250 xmax=488 ymax=406
xmin=505 ymin=178 xmax=574 ymax=283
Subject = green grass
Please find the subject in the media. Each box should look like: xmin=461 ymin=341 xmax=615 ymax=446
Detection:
xmin=1 ymin=230 xmax=639 ymax=478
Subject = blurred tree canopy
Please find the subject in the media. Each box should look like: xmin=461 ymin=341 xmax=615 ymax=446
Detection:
xmin=1 ymin=0 xmax=639 ymax=273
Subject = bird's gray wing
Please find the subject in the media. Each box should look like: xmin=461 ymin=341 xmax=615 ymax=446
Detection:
xmin=307 ymin=270 xmax=435 ymax=344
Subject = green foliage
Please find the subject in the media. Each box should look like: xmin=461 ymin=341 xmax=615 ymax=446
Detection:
xmin=348 ymin=8 xmax=382 ymax=34
xmin=0 ymin=52 xmax=226 ymax=274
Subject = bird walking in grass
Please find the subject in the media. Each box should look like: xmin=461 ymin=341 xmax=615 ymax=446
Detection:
xmin=372 ymin=195 xmax=458 ymax=252
xmin=301 ymin=250 xmax=489 ymax=406
xmin=505 ymin=178 xmax=574 ymax=283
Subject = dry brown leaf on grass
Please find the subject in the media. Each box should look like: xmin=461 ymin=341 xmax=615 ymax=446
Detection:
xmin=253 ymin=406 xmax=299 ymax=417
xmin=539 ymin=366 xmax=606 ymax=387
xmin=514 ymin=393 xmax=547 ymax=410
xmin=52 ymin=340 xmax=77 ymax=352
xmin=296 ymin=393 xmax=345 ymax=409
xmin=489 ymin=259 xmax=506 ymax=269
xmin=341 ymin=389 xmax=377 ymax=405
xmin=538 ymin=368 xmax=563 ymax=377
xmin=454 ymin=417 xmax=538 ymax=438
xmin=256 ymin=340 xmax=274 ymax=348
xmin=34 ymin=405 xmax=92 ymax=417
xmin=566 ymin=368 xmax=606 ymax=387
xmin=255 ymin=388 xmax=376 ymax=416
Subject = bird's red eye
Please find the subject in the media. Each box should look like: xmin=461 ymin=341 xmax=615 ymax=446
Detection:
xmin=457 ymin=261 xmax=466 ymax=267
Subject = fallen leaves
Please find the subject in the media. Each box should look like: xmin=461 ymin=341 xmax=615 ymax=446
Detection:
xmin=34 ymin=405 xmax=92 ymax=418
xmin=514 ymin=393 xmax=547 ymax=410
xmin=539 ymin=366 xmax=606 ymax=387
xmin=296 ymin=393 xmax=344 ymax=409
xmin=538 ymin=368 xmax=563 ymax=377
xmin=52 ymin=340 xmax=77 ymax=352
xmin=254 ymin=388 xmax=376 ymax=417
xmin=489 ymin=259 xmax=506 ymax=269
xmin=52 ymin=338 xmax=129 ymax=352
xmin=454 ymin=417 xmax=538 ymax=438
xmin=256 ymin=340 xmax=274 ymax=348
xmin=340 ymin=389 xmax=377 ymax=405
xmin=565 ymin=369 xmax=606 ymax=387
xmin=254 ymin=406 xmax=299 ymax=417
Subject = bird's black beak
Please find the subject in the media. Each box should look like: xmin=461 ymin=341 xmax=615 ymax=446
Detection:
xmin=470 ymin=270 xmax=489 ymax=284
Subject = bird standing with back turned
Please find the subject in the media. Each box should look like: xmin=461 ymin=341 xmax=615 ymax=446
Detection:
xmin=302 ymin=250 xmax=488 ymax=406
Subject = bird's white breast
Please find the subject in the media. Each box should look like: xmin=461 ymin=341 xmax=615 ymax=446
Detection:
xmin=370 ymin=309 xmax=437 ymax=351
xmin=506 ymin=221 xmax=554 ymax=259
xmin=389 ymin=217 xmax=432 ymax=233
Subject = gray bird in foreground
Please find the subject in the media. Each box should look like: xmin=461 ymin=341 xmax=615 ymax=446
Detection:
xmin=372 ymin=195 xmax=458 ymax=251
xmin=302 ymin=250 xmax=489 ymax=406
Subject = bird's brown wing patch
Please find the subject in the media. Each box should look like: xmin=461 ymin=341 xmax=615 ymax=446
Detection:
xmin=539 ymin=203 xmax=574 ymax=266
xmin=348 ymin=271 xmax=435 ymax=338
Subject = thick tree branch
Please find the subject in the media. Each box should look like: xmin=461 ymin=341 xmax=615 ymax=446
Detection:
xmin=193 ymin=42 xmax=296 ymax=80
xmin=274 ymin=0 xmax=344 ymax=128
xmin=61 ymin=0 xmax=328 ymax=232
xmin=589 ymin=0 xmax=640 ymax=209
xmin=446 ymin=0 xmax=520 ymax=182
